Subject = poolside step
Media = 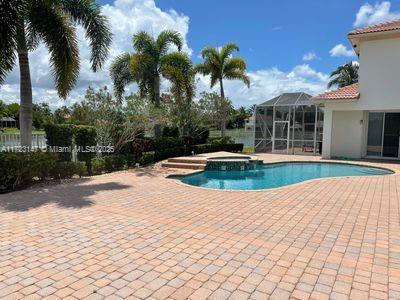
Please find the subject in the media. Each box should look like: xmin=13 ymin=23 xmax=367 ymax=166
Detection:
xmin=167 ymin=157 xmax=207 ymax=164
xmin=161 ymin=162 xmax=206 ymax=170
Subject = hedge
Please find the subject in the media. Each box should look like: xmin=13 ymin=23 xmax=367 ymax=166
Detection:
xmin=74 ymin=125 xmax=97 ymax=174
xmin=0 ymin=151 xmax=84 ymax=193
xmin=44 ymin=124 xmax=74 ymax=161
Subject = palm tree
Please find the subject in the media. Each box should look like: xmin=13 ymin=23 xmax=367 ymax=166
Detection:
xmin=327 ymin=61 xmax=359 ymax=89
xmin=110 ymin=30 xmax=184 ymax=136
xmin=161 ymin=52 xmax=195 ymax=136
xmin=195 ymin=43 xmax=250 ymax=137
xmin=0 ymin=0 xmax=112 ymax=146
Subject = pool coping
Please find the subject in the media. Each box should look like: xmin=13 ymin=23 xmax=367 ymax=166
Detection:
xmin=166 ymin=159 xmax=397 ymax=192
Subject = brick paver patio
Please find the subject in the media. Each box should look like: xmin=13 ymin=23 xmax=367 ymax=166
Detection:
xmin=1 ymin=154 xmax=400 ymax=299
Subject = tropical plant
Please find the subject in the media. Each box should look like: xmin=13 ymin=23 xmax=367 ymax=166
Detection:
xmin=161 ymin=52 xmax=196 ymax=136
xmin=0 ymin=100 xmax=7 ymax=117
xmin=109 ymin=30 xmax=185 ymax=136
xmin=0 ymin=0 xmax=112 ymax=146
xmin=32 ymin=103 xmax=53 ymax=129
xmin=198 ymin=91 xmax=233 ymax=134
xmin=327 ymin=61 xmax=359 ymax=89
xmin=195 ymin=43 xmax=250 ymax=136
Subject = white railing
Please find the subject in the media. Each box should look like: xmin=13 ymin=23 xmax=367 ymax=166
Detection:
xmin=0 ymin=133 xmax=47 ymax=148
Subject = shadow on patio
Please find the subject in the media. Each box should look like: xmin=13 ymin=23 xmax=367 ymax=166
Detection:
xmin=0 ymin=179 xmax=131 ymax=212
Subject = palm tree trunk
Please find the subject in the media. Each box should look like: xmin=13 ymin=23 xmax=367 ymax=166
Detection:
xmin=17 ymin=24 xmax=33 ymax=147
xmin=219 ymin=78 xmax=226 ymax=138
xmin=153 ymin=75 xmax=162 ymax=137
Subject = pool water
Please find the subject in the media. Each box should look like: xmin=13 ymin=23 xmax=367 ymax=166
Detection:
xmin=180 ymin=162 xmax=393 ymax=190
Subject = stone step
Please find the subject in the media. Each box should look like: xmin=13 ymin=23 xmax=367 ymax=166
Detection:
xmin=161 ymin=162 xmax=206 ymax=170
xmin=167 ymin=157 xmax=207 ymax=165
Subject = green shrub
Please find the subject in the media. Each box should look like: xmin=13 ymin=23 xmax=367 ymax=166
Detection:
xmin=162 ymin=127 xmax=179 ymax=137
xmin=51 ymin=161 xmax=76 ymax=179
xmin=124 ymin=154 xmax=136 ymax=167
xmin=91 ymin=157 xmax=105 ymax=175
xmin=31 ymin=151 xmax=57 ymax=180
xmin=103 ymin=155 xmax=127 ymax=172
xmin=75 ymin=161 xmax=87 ymax=178
xmin=139 ymin=151 xmax=155 ymax=165
xmin=132 ymin=138 xmax=153 ymax=158
xmin=0 ymin=152 xmax=35 ymax=192
xmin=207 ymin=136 xmax=234 ymax=145
xmin=103 ymin=155 xmax=114 ymax=173
xmin=44 ymin=124 xmax=74 ymax=161
xmin=74 ymin=125 xmax=97 ymax=174
xmin=192 ymin=127 xmax=210 ymax=144
xmin=154 ymin=147 xmax=186 ymax=161
xmin=113 ymin=154 xmax=126 ymax=170
xmin=191 ymin=143 xmax=243 ymax=155
xmin=153 ymin=137 xmax=184 ymax=152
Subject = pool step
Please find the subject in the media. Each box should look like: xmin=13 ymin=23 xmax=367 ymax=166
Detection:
xmin=162 ymin=157 xmax=207 ymax=170
xmin=161 ymin=161 xmax=206 ymax=170
xmin=168 ymin=157 xmax=207 ymax=164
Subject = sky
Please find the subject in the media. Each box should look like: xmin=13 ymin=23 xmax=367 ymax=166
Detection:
xmin=1 ymin=0 xmax=400 ymax=108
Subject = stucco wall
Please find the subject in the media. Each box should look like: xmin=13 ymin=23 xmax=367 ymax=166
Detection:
xmin=330 ymin=111 xmax=364 ymax=159
xmin=359 ymin=38 xmax=400 ymax=110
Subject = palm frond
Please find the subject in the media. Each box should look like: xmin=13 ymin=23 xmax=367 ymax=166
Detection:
xmin=156 ymin=30 xmax=183 ymax=55
xmin=193 ymin=63 xmax=210 ymax=76
xmin=160 ymin=52 xmax=192 ymax=75
xmin=223 ymin=57 xmax=247 ymax=74
xmin=28 ymin=1 xmax=80 ymax=98
xmin=109 ymin=53 xmax=135 ymax=100
xmin=0 ymin=0 xmax=25 ymax=84
xmin=224 ymin=71 xmax=250 ymax=87
xmin=130 ymin=53 xmax=156 ymax=97
xmin=132 ymin=31 xmax=155 ymax=54
xmin=60 ymin=0 xmax=112 ymax=71
xmin=220 ymin=43 xmax=239 ymax=61
xmin=328 ymin=61 xmax=359 ymax=88
xmin=200 ymin=46 xmax=219 ymax=60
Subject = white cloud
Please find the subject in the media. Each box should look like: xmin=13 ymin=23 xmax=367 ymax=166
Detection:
xmin=302 ymin=52 xmax=317 ymax=61
xmin=196 ymin=64 xmax=328 ymax=107
xmin=0 ymin=0 xmax=191 ymax=110
xmin=329 ymin=44 xmax=355 ymax=57
xmin=354 ymin=1 xmax=400 ymax=27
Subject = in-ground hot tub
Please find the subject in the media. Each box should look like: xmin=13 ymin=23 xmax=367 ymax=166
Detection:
xmin=205 ymin=156 xmax=262 ymax=171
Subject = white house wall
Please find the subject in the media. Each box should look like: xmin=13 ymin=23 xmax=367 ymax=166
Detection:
xmin=359 ymin=38 xmax=400 ymax=110
xmin=321 ymin=36 xmax=400 ymax=158
xmin=330 ymin=110 xmax=364 ymax=159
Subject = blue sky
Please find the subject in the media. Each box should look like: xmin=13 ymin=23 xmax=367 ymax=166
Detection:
xmin=99 ymin=0 xmax=399 ymax=74
xmin=2 ymin=0 xmax=400 ymax=108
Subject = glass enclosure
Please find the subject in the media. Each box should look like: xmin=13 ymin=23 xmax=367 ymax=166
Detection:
xmin=254 ymin=93 xmax=324 ymax=155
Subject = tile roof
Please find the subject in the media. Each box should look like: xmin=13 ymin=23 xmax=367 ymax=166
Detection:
xmin=312 ymin=83 xmax=360 ymax=101
xmin=349 ymin=19 xmax=400 ymax=36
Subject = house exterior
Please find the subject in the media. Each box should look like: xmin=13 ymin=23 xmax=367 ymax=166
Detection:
xmin=313 ymin=20 xmax=400 ymax=160
xmin=245 ymin=115 xmax=255 ymax=132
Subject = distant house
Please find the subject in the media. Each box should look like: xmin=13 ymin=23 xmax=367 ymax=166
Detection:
xmin=313 ymin=20 xmax=400 ymax=159
xmin=0 ymin=117 xmax=17 ymax=129
xmin=245 ymin=115 xmax=254 ymax=132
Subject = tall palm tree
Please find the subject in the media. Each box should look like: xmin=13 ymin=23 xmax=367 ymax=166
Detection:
xmin=110 ymin=30 xmax=184 ymax=136
xmin=0 ymin=0 xmax=112 ymax=146
xmin=195 ymin=43 xmax=250 ymax=137
xmin=327 ymin=61 xmax=359 ymax=89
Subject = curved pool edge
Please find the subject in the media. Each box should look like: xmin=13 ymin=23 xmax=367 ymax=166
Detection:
xmin=166 ymin=160 xmax=396 ymax=192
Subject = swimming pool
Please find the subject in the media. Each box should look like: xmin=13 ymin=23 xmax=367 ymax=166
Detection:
xmin=179 ymin=162 xmax=393 ymax=190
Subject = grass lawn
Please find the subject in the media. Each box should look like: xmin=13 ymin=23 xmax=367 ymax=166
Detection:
xmin=0 ymin=128 xmax=45 ymax=135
